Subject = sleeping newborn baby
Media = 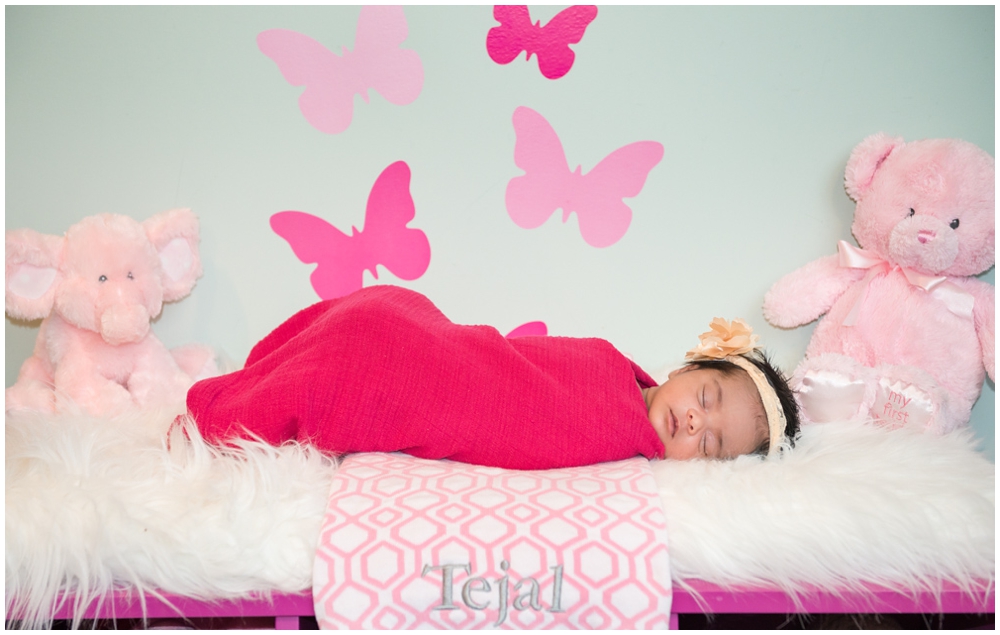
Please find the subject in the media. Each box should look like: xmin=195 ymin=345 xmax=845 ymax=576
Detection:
xmin=186 ymin=285 xmax=799 ymax=469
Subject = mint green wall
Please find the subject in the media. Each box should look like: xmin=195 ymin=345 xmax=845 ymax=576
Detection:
xmin=6 ymin=6 xmax=994 ymax=458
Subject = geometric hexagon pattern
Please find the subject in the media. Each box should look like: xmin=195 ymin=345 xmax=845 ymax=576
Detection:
xmin=314 ymin=453 xmax=671 ymax=629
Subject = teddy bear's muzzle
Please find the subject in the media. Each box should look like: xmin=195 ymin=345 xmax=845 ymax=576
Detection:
xmin=100 ymin=304 xmax=151 ymax=345
xmin=888 ymin=216 xmax=959 ymax=274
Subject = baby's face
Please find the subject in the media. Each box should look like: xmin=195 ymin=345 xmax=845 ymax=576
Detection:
xmin=643 ymin=365 xmax=767 ymax=460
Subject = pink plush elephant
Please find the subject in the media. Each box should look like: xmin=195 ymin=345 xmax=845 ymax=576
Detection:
xmin=6 ymin=209 xmax=217 ymax=416
xmin=764 ymin=134 xmax=994 ymax=434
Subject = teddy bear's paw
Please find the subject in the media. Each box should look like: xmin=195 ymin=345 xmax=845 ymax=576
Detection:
xmin=868 ymin=367 xmax=950 ymax=434
xmin=795 ymin=370 xmax=867 ymax=423
xmin=793 ymin=359 xmax=871 ymax=424
xmin=791 ymin=353 xmax=879 ymax=424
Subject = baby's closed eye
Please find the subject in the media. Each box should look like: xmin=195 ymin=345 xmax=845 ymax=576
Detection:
xmin=701 ymin=431 xmax=715 ymax=457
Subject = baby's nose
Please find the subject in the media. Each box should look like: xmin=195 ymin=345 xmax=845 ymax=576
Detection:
xmin=686 ymin=409 xmax=704 ymax=433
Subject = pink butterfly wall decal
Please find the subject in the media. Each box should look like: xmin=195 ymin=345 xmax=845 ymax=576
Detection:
xmin=257 ymin=5 xmax=423 ymax=134
xmin=486 ymin=5 xmax=598 ymax=79
xmin=505 ymin=321 xmax=548 ymax=338
xmin=270 ymin=161 xmax=431 ymax=300
xmin=506 ymin=107 xmax=664 ymax=248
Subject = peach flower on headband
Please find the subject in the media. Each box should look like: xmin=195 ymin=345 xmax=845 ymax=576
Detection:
xmin=685 ymin=317 xmax=761 ymax=361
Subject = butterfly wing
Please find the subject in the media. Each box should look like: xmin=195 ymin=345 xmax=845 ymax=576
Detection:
xmin=351 ymin=5 xmax=423 ymax=106
xmin=535 ymin=5 xmax=598 ymax=79
xmin=543 ymin=5 xmax=598 ymax=46
xmin=486 ymin=5 xmax=532 ymax=65
xmin=506 ymin=107 xmax=572 ymax=230
xmin=506 ymin=321 xmax=548 ymax=338
xmin=574 ymin=141 xmax=664 ymax=248
xmin=257 ymin=29 xmax=356 ymax=134
xmin=358 ymin=161 xmax=431 ymax=282
xmin=270 ymin=211 xmax=363 ymax=300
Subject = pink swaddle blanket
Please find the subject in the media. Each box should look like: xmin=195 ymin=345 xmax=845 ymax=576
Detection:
xmin=314 ymin=453 xmax=672 ymax=629
xmin=188 ymin=285 xmax=664 ymax=470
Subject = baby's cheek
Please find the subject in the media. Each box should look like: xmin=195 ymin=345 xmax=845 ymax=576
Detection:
xmin=651 ymin=421 xmax=668 ymax=448
xmin=662 ymin=437 xmax=695 ymax=461
xmin=647 ymin=413 xmax=668 ymax=448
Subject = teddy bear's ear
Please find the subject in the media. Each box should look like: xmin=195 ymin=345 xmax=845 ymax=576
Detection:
xmin=6 ymin=228 xmax=65 ymax=320
xmin=844 ymin=133 xmax=905 ymax=202
xmin=143 ymin=208 xmax=203 ymax=302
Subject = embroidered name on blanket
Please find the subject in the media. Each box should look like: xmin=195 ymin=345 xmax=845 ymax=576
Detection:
xmin=313 ymin=453 xmax=672 ymax=629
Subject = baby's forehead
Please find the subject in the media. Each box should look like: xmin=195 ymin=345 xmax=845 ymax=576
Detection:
xmin=698 ymin=364 xmax=754 ymax=392
xmin=709 ymin=366 xmax=768 ymax=415
xmin=697 ymin=365 xmax=769 ymax=448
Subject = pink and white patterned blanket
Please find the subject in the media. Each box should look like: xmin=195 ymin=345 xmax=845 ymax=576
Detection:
xmin=313 ymin=453 xmax=672 ymax=629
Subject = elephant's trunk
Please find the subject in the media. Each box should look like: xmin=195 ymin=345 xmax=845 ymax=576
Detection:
xmin=100 ymin=304 xmax=151 ymax=345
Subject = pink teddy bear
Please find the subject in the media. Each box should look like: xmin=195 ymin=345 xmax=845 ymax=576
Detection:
xmin=6 ymin=208 xmax=217 ymax=416
xmin=764 ymin=134 xmax=994 ymax=434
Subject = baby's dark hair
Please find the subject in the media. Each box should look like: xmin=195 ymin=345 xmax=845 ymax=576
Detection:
xmin=685 ymin=350 xmax=800 ymax=456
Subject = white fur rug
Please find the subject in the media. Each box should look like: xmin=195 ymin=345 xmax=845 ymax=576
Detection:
xmin=5 ymin=406 xmax=337 ymax=628
xmin=654 ymin=420 xmax=995 ymax=602
xmin=6 ymin=407 xmax=995 ymax=627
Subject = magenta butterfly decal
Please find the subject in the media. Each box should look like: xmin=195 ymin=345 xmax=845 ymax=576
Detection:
xmin=506 ymin=107 xmax=664 ymax=248
xmin=270 ymin=161 xmax=431 ymax=300
xmin=486 ymin=5 xmax=598 ymax=79
xmin=505 ymin=321 xmax=548 ymax=338
xmin=257 ymin=6 xmax=423 ymax=134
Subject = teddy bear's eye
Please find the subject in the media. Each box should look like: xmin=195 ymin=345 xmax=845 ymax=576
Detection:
xmin=949 ymin=218 xmax=960 ymax=230
xmin=127 ymin=271 xmax=134 ymax=280
xmin=908 ymin=208 xmax=915 ymax=217
xmin=98 ymin=275 xmax=107 ymax=283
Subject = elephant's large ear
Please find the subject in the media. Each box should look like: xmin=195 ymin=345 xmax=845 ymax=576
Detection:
xmin=6 ymin=228 xmax=64 ymax=320
xmin=144 ymin=208 xmax=203 ymax=302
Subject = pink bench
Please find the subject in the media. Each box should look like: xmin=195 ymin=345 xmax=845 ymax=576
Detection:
xmin=23 ymin=580 xmax=992 ymax=629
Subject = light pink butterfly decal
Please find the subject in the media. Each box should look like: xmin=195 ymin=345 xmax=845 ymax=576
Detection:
xmin=270 ymin=161 xmax=431 ymax=300
xmin=506 ymin=107 xmax=664 ymax=248
xmin=505 ymin=321 xmax=548 ymax=338
xmin=486 ymin=5 xmax=598 ymax=79
xmin=257 ymin=6 xmax=423 ymax=134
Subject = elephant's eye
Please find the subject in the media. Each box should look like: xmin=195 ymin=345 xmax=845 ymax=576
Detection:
xmin=908 ymin=208 xmax=916 ymax=217
xmin=127 ymin=271 xmax=134 ymax=280
xmin=98 ymin=275 xmax=107 ymax=283
xmin=950 ymin=218 xmax=960 ymax=229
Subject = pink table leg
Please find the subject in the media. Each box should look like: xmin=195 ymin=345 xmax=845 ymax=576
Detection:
xmin=275 ymin=615 xmax=300 ymax=629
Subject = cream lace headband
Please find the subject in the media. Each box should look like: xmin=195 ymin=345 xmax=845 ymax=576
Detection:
xmin=684 ymin=318 xmax=787 ymax=458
